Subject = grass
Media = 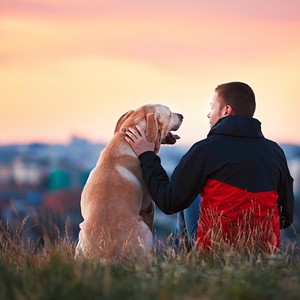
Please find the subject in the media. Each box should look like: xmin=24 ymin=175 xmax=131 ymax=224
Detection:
xmin=1 ymin=213 xmax=300 ymax=300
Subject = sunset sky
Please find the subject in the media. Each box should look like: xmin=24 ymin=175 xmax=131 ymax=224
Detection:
xmin=1 ymin=0 xmax=300 ymax=147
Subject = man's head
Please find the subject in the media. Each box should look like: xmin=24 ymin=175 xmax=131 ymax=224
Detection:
xmin=207 ymin=81 xmax=256 ymax=128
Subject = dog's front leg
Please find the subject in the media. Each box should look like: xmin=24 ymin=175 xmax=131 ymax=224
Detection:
xmin=140 ymin=200 xmax=155 ymax=231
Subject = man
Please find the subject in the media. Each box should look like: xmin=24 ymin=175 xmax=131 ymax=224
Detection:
xmin=125 ymin=82 xmax=294 ymax=254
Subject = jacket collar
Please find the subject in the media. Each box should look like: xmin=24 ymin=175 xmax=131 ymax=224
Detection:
xmin=208 ymin=115 xmax=264 ymax=138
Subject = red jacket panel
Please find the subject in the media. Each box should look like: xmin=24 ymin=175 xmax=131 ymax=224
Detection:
xmin=196 ymin=179 xmax=280 ymax=253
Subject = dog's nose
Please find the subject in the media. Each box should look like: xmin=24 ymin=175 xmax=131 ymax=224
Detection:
xmin=177 ymin=113 xmax=184 ymax=121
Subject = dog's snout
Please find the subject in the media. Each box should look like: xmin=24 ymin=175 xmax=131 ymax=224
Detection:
xmin=177 ymin=113 xmax=184 ymax=121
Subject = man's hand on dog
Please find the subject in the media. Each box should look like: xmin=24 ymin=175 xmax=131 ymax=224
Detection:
xmin=125 ymin=125 xmax=155 ymax=157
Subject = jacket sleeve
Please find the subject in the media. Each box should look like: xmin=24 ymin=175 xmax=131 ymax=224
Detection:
xmin=138 ymin=143 xmax=207 ymax=214
xmin=276 ymin=148 xmax=294 ymax=229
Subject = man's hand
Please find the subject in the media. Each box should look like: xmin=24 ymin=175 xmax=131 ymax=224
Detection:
xmin=125 ymin=125 xmax=155 ymax=157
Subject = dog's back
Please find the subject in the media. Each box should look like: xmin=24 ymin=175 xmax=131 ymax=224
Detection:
xmin=75 ymin=133 xmax=153 ymax=262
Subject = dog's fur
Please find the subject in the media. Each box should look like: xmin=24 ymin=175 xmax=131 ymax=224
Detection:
xmin=75 ymin=104 xmax=183 ymax=263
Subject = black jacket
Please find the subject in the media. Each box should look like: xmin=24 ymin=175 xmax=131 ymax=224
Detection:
xmin=139 ymin=115 xmax=294 ymax=229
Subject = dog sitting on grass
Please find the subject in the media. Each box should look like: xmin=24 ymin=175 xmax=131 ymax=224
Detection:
xmin=75 ymin=104 xmax=183 ymax=263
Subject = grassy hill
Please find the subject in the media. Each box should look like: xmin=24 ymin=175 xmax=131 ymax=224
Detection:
xmin=1 ymin=217 xmax=300 ymax=300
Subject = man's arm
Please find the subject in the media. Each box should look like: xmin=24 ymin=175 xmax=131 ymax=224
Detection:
xmin=278 ymin=174 xmax=294 ymax=228
xmin=125 ymin=125 xmax=177 ymax=213
xmin=125 ymin=126 xmax=206 ymax=214
xmin=277 ymin=148 xmax=294 ymax=229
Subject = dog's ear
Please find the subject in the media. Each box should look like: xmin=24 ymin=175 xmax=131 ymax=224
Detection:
xmin=114 ymin=110 xmax=134 ymax=133
xmin=145 ymin=113 xmax=159 ymax=142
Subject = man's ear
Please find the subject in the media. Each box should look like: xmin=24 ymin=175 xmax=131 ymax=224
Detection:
xmin=223 ymin=105 xmax=233 ymax=116
xmin=145 ymin=113 xmax=159 ymax=142
xmin=114 ymin=110 xmax=134 ymax=133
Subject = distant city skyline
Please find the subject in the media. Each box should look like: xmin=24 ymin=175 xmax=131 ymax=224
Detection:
xmin=0 ymin=139 xmax=299 ymax=241
xmin=1 ymin=0 xmax=300 ymax=146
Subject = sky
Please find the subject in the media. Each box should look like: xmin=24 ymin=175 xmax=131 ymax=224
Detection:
xmin=1 ymin=0 xmax=300 ymax=147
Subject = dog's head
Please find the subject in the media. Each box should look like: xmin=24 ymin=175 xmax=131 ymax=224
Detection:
xmin=115 ymin=104 xmax=183 ymax=153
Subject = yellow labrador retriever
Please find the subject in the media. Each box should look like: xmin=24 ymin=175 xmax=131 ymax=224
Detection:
xmin=75 ymin=104 xmax=183 ymax=263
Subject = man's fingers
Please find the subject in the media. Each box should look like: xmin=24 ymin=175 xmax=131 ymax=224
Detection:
xmin=125 ymin=130 xmax=138 ymax=142
xmin=127 ymin=126 xmax=146 ymax=140
xmin=135 ymin=125 xmax=144 ymax=137
xmin=127 ymin=127 xmax=140 ymax=138
xmin=124 ymin=136 xmax=134 ymax=144
xmin=125 ymin=135 xmax=134 ymax=143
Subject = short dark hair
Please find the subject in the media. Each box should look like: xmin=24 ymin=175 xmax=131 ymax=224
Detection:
xmin=215 ymin=82 xmax=256 ymax=117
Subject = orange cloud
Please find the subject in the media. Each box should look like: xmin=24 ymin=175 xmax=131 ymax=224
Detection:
xmin=1 ymin=0 xmax=300 ymax=145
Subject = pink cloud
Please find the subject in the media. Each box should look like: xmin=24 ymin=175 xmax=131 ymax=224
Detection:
xmin=1 ymin=0 xmax=300 ymax=21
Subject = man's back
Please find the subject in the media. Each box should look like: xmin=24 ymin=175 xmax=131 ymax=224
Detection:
xmin=195 ymin=116 xmax=293 ymax=253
